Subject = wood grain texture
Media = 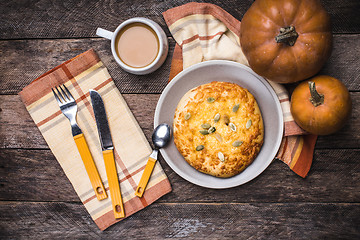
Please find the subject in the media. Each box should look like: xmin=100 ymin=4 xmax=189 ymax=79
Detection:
xmin=1 ymin=93 xmax=359 ymax=149
xmin=318 ymin=34 xmax=360 ymax=91
xmin=0 ymin=201 xmax=359 ymax=239
xmin=0 ymin=38 xmax=173 ymax=95
xmin=1 ymin=148 xmax=359 ymax=203
xmin=0 ymin=35 xmax=359 ymax=94
xmin=0 ymin=1 xmax=359 ymax=238
xmin=0 ymin=0 xmax=359 ymax=40
xmin=1 ymin=36 xmax=359 ymax=95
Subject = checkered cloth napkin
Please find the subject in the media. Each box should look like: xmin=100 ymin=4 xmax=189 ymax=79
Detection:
xmin=19 ymin=49 xmax=171 ymax=230
xmin=163 ymin=2 xmax=317 ymax=177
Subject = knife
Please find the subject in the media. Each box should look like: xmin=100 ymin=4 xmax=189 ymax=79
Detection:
xmin=90 ymin=89 xmax=125 ymax=219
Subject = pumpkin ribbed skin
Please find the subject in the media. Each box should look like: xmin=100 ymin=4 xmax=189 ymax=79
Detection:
xmin=240 ymin=0 xmax=332 ymax=83
xmin=290 ymin=76 xmax=352 ymax=135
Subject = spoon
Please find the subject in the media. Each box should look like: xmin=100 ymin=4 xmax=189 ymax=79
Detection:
xmin=135 ymin=123 xmax=171 ymax=197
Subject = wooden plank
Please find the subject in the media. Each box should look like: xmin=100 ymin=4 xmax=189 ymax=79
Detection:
xmin=0 ymin=0 xmax=359 ymax=40
xmin=0 ymin=38 xmax=173 ymax=95
xmin=1 ymin=148 xmax=359 ymax=203
xmin=0 ymin=201 xmax=359 ymax=239
xmin=0 ymin=35 xmax=359 ymax=95
xmin=1 ymin=93 xmax=359 ymax=149
xmin=319 ymin=34 xmax=360 ymax=91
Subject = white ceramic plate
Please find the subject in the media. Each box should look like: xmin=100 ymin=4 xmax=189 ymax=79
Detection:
xmin=154 ymin=60 xmax=283 ymax=189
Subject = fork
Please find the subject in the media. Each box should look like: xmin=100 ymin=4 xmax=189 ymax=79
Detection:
xmin=52 ymin=84 xmax=108 ymax=201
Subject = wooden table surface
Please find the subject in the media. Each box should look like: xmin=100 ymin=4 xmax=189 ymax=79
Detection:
xmin=1 ymin=0 xmax=359 ymax=239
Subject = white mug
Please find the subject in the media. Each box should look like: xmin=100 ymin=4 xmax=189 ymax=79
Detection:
xmin=96 ymin=17 xmax=168 ymax=75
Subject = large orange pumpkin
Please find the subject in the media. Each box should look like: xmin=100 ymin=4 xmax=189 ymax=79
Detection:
xmin=240 ymin=0 xmax=332 ymax=83
xmin=290 ymin=75 xmax=352 ymax=135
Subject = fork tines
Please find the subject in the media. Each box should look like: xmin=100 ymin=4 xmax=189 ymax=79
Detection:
xmin=52 ymin=84 xmax=74 ymax=104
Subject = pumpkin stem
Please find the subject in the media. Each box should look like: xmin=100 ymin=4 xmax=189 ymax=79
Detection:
xmin=309 ymin=81 xmax=324 ymax=107
xmin=275 ymin=26 xmax=299 ymax=46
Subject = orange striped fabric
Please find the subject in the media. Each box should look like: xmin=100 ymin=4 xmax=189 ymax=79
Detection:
xmin=19 ymin=49 xmax=171 ymax=230
xmin=163 ymin=2 xmax=317 ymax=177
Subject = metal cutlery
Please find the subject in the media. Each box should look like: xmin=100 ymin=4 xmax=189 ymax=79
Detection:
xmin=90 ymin=89 xmax=125 ymax=219
xmin=135 ymin=123 xmax=171 ymax=197
xmin=52 ymin=85 xmax=107 ymax=201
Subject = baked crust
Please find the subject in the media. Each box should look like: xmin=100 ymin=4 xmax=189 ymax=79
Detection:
xmin=173 ymin=81 xmax=264 ymax=178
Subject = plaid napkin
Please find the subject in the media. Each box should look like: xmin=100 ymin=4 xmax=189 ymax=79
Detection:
xmin=163 ymin=2 xmax=317 ymax=178
xmin=19 ymin=49 xmax=171 ymax=230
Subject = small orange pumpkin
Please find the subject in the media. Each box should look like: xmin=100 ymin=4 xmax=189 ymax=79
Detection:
xmin=240 ymin=0 xmax=332 ymax=83
xmin=290 ymin=75 xmax=352 ymax=135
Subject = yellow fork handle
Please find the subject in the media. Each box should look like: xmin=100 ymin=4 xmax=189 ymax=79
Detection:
xmin=135 ymin=157 xmax=157 ymax=198
xmin=103 ymin=149 xmax=125 ymax=219
xmin=73 ymin=134 xmax=107 ymax=201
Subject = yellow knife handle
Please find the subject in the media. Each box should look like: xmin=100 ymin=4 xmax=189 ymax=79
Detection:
xmin=103 ymin=149 xmax=125 ymax=219
xmin=135 ymin=157 xmax=157 ymax=198
xmin=73 ymin=133 xmax=107 ymax=201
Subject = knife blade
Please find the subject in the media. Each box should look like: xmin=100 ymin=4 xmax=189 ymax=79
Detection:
xmin=90 ymin=89 xmax=125 ymax=219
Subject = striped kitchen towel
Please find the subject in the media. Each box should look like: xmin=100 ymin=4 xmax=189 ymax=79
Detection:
xmin=19 ymin=49 xmax=171 ymax=230
xmin=163 ymin=2 xmax=317 ymax=178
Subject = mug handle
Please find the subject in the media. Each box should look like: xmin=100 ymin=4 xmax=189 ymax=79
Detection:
xmin=96 ymin=28 xmax=113 ymax=40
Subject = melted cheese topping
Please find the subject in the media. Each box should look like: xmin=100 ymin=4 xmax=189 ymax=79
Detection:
xmin=173 ymin=81 xmax=264 ymax=178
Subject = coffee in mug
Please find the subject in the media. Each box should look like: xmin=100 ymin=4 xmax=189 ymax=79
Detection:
xmin=96 ymin=18 xmax=168 ymax=75
xmin=115 ymin=23 xmax=159 ymax=68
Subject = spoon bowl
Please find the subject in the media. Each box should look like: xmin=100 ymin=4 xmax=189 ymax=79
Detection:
xmin=152 ymin=123 xmax=171 ymax=149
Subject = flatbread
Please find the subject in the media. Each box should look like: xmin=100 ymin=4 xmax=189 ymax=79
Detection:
xmin=173 ymin=81 xmax=264 ymax=178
